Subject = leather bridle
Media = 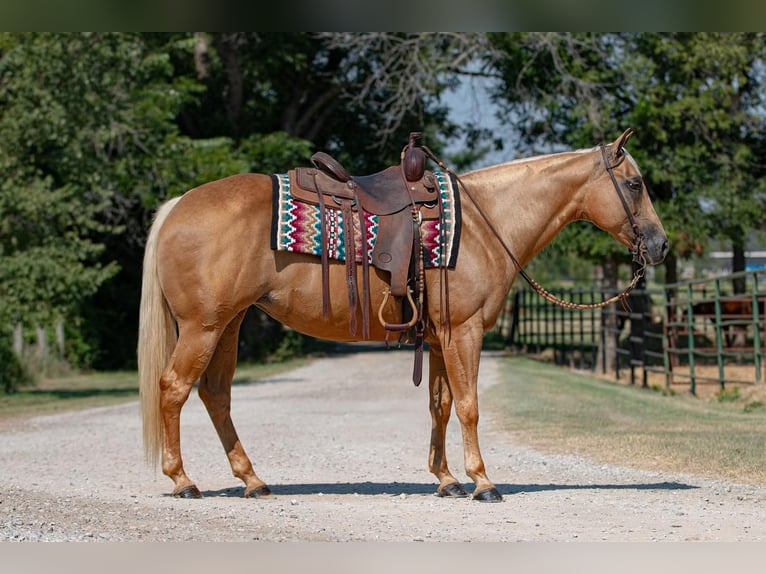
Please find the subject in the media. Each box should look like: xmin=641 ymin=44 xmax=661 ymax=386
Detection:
xmin=600 ymin=144 xmax=648 ymax=270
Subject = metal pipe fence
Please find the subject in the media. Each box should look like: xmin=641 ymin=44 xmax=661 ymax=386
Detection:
xmin=504 ymin=270 xmax=766 ymax=394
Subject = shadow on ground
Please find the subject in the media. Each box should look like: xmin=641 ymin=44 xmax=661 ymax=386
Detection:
xmin=194 ymin=480 xmax=698 ymax=498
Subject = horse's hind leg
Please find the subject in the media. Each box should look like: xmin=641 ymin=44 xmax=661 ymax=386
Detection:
xmin=198 ymin=310 xmax=271 ymax=498
xmin=428 ymin=345 xmax=468 ymax=498
xmin=159 ymin=324 xmax=221 ymax=498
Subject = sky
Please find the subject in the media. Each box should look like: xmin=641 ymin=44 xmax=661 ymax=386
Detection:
xmin=444 ymin=74 xmax=511 ymax=169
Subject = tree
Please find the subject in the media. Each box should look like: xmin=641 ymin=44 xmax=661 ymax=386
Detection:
xmin=486 ymin=32 xmax=766 ymax=287
xmin=628 ymin=33 xmax=766 ymax=289
xmin=180 ymin=33 xmax=464 ymax=170
xmin=0 ymin=33 xmax=120 ymax=378
xmin=0 ymin=33 xmax=245 ymax=377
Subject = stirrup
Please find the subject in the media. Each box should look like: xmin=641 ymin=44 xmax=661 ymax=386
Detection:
xmin=377 ymin=289 xmax=418 ymax=332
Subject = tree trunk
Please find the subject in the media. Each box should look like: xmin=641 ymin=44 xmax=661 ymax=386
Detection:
xmin=36 ymin=326 xmax=48 ymax=363
xmin=731 ymin=242 xmax=748 ymax=347
xmin=55 ymin=320 xmax=65 ymax=357
xmin=599 ymin=255 xmax=619 ymax=376
xmin=13 ymin=323 xmax=23 ymax=357
xmin=212 ymin=33 xmax=245 ymax=138
xmin=732 ymin=242 xmax=746 ymax=294
xmin=664 ymin=251 xmax=678 ymax=286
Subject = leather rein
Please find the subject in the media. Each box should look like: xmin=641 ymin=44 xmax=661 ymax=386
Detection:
xmin=421 ymin=143 xmax=648 ymax=311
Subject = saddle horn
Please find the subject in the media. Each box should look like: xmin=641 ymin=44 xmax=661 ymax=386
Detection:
xmin=402 ymin=132 xmax=427 ymax=182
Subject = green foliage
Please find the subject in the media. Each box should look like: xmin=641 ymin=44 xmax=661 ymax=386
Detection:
xmin=269 ymin=329 xmax=334 ymax=362
xmin=717 ymin=386 xmax=741 ymax=403
xmin=744 ymin=400 xmax=764 ymax=413
xmin=627 ymin=33 xmax=766 ymax=266
xmin=0 ymin=33 xmax=260 ymax=375
xmin=271 ymin=330 xmax=311 ymax=362
xmin=0 ymin=332 xmax=32 ymax=393
xmin=0 ymin=33 xmax=214 ymax=378
xmin=237 ymin=132 xmax=314 ymax=173
xmin=715 ymin=388 xmax=765 ymax=413
xmin=482 ymin=330 xmax=507 ymax=351
xmin=650 ymin=384 xmax=677 ymax=396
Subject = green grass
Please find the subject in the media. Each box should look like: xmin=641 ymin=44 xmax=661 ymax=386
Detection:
xmin=485 ymin=357 xmax=766 ymax=486
xmin=0 ymin=359 xmax=309 ymax=421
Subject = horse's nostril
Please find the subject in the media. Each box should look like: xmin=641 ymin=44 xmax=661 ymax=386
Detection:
xmin=648 ymin=236 xmax=669 ymax=263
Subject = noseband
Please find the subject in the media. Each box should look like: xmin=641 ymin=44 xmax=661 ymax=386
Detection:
xmin=424 ymin=143 xmax=648 ymax=311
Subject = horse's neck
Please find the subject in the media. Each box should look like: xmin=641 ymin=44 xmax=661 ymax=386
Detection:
xmin=461 ymin=152 xmax=593 ymax=266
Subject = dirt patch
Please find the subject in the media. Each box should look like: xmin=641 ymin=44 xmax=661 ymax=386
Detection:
xmin=605 ymin=364 xmax=766 ymax=403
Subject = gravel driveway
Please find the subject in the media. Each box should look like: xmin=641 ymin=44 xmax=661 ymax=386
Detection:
xmin=2 ymin=347 xmax=766 ymax=542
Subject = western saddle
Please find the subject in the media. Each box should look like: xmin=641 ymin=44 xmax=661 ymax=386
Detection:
xmin=288 ymin=133 xmax=446 ymax=384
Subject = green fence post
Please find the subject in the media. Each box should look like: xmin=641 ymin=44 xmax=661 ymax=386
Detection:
xmin=663 ymin=287 xmax=673 ymax=390
xmin=714 ymin=278 xmax=725 ymax=391
xmin=753 ymin=273 xmax=763 ymax=384
xmin=641 ymin=289 xmax=649 ymax=388
xmin=686 ymin=282 xmax=696 ymax=396
xmin=540 ymin=292 xmax=549 ymax=347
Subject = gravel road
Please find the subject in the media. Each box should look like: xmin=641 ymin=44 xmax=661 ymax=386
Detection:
xmin=2 ymin=346 xmax=766 ymax=542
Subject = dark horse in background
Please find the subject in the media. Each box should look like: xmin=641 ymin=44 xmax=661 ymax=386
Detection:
xmin=691 ymin=297 xmax=766 ymax=348
xmin=137 ymin=129 xmax=668 ymax=502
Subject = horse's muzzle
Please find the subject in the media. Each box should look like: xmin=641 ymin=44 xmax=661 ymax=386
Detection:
xmin=644 ymin=231 xmax=669 ymax=265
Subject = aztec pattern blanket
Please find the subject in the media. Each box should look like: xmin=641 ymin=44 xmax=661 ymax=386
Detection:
xmin=270 ymin=170 xmax=461 ymax=269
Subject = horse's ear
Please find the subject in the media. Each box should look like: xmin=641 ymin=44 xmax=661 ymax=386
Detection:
xmin=614 ymin=128 xmax=634 ymax=155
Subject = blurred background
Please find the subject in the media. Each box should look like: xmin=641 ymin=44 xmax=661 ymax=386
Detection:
xmin=2 ymin=31 xmax=766 ymax=393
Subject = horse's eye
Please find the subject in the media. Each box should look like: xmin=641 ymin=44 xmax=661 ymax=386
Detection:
xmin=626 ymin=178 xmax=642 ymax=193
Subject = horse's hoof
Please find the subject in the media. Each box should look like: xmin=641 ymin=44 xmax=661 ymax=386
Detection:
xmin=436 ymin=482 xmax=469 ymax=498
xmin=472 ymin=487 xmax=503 ymax=502
xmin=245 ymin=485 xmax=272 ymax=498
xmin=174 ymin=485 xmax=203 ymax=499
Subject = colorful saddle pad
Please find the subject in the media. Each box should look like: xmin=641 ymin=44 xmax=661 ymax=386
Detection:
xmin=270 ymin=170 xmax=461 ymax=269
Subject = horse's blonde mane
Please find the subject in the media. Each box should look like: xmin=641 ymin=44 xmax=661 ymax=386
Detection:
xmin=464 ymin=146 xmax=599 ymax=177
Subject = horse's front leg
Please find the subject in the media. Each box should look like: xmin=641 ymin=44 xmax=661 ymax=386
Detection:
xmin=440 ymin=318 xmax=503 ymax=502
xmin=428 ymin=345 xmax=469 ymax=498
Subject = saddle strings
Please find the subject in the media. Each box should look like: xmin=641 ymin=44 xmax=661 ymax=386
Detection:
xmin=419 ymin=144 xmax=648 ymax=311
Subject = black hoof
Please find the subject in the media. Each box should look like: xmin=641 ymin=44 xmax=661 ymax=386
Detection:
xmin=473 ymin=487 xmax=503 ymax=502
xmin=245 ymin=485 xmax=272 ymax=498
xmin=436 ymin=482 xmax=469 ymax=498
xmin=174 ymin=485 xmax=203 ymax=499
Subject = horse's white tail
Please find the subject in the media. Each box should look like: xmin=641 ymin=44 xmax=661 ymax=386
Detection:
xmin=137 ymin=197 xmax=182 ymax=468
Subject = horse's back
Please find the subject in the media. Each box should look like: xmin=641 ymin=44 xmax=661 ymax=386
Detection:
xmin=169 ymin=172 xmax=272 ymax=219
xmin=160 ymin=172 xmax=273 ymax=240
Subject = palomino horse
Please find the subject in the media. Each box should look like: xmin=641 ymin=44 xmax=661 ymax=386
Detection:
xmin=138 ymin=128 xmax=668 ymax=502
